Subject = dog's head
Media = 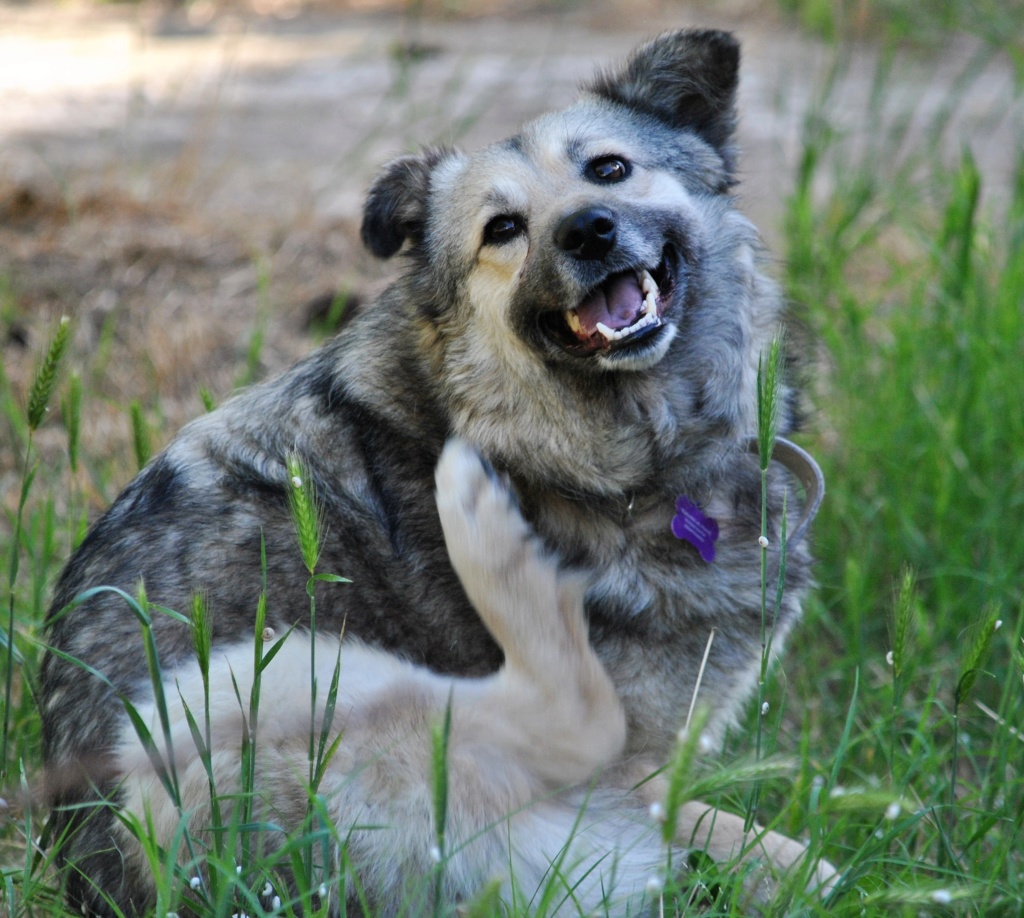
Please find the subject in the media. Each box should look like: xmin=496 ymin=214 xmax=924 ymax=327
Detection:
xmin=360 ymin=30 xmax=784 ymax=482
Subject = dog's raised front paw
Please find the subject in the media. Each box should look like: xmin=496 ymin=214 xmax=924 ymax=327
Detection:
xmin=435 ymin=438 xmax=568 ymax=651
xmin=435 ymin=439 xmax=532 ymax=577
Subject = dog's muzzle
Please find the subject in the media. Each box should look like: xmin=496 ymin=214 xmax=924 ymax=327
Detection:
xmin=539 ymin=246 xmax=676 ymax=357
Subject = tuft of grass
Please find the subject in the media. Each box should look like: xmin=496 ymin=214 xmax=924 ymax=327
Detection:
xmin=777 ymin=0 xmax=1024 ymax=51
xmin=3 ymin=317 xmax=71 ymax=781
xmin=777 ymin=44 xmax=1024 ymax=913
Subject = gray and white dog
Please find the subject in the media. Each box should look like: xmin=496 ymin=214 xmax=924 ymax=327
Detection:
xmin=41 ymin=28 xmax=832 ymax=917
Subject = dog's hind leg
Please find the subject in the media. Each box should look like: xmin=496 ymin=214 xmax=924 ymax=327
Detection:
xmin=113 ymin=441 xmax=631 ymax=915
xmin=673 ymin=799 xmax=837 ymax=897
xmin=435 ymin=439 xmax=626 ymax=786
xmin=628 ymin=773 xmax=837 ymax=902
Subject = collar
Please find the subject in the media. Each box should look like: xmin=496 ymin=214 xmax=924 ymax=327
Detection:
xmin=745 ymin=436 xmax=825 ymax=549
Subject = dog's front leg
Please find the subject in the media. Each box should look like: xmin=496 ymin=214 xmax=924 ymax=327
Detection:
xmin=435 ymin=439 xmax=626 ymax=786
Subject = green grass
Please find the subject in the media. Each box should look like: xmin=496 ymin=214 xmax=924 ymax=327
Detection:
xmin=771 ymin=47 xmax=1024 ymax=915
xmin=2 ymin=24 xmax=1024 ymax=918
xmin=777 ymin=0 xmax=1024 ymax=52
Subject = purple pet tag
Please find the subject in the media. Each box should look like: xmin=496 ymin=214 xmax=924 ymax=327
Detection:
xmin=671 ymin=496 xmax=719 ymax=563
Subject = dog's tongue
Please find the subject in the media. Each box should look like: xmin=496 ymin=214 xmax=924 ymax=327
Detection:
xmin=573 ymin=272 xmax=643 ymax=339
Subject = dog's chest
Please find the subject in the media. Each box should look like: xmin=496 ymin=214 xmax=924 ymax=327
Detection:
xmin=528 ymin=489 xmax=704 ymax=615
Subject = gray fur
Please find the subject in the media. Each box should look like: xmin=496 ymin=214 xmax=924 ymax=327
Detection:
xmin=41 ymin=29 xmax=822 ymax=916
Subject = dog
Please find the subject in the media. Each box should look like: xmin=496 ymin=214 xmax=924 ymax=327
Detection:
xmin=40 ymin=28 xmax=833 ymax=916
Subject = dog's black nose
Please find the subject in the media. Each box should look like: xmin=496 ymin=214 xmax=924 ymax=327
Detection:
xmin=554 ymin=207 xmax=617 ymax=260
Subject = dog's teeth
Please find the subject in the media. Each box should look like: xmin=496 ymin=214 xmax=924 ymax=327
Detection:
xmin=597 ymin=314 xmax=660 ymax=343
xmin=586 ymin=272 xmax=662 ymax=345
xmin=565 ymin=310 xmax=583 ymax=334
xmin=640 ymin=269 xmax=657 ymax=297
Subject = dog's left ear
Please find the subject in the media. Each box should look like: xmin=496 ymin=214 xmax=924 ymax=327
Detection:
xmin=361 ymin=148 xmax=453 ymax=259
xmin=588 ymin=29 xmax=740 ymax=178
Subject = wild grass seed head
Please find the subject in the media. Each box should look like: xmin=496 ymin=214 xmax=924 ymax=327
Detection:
xmin=286 ymin=453 xmax=325 ymax=575
xmin=27 ymin=315 xmax=71 ymax=431
xmin=130 ymin=400 xmax=151 ymax=471
xmin=756 ymin=331 xmax=785 ymax=471
xmin=956 ymin=603 xmax=1001 ymax=707
xmin=199 ymin=386 xmax=216 ymax=413
xmin=889 ymin=566 xmax=918 ymax=681
xmin=191 ymin=593 xmax=212 ymax=683
xmin=430 ymin=693 xmax=454 ymax=856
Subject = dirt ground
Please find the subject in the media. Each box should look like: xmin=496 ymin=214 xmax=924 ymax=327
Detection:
xmin=1 ymin=1 xmax=1021 ymax=506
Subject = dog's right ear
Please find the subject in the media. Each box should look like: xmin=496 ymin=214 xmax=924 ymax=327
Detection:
xmin=361 ymin=149 xmax=452 ymax=259
xmin=588 ymin=30 xmax=740 ymax=178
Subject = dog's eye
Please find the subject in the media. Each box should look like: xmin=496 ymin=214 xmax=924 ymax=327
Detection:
xmin=483 ymin=215 xmax=525 ymax=246
xmin=586 ymin=156 xmax=630 ymax=184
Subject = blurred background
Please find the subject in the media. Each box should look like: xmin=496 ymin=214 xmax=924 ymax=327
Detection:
xmin=2 ymin=2 xmax=1020 ymax=406
xmin=1 ymin=1 xmax=1020 ymax=428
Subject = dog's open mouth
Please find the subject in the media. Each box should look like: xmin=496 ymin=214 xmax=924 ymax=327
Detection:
xmin=540 ymin=250 xmax=674 ymax=356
